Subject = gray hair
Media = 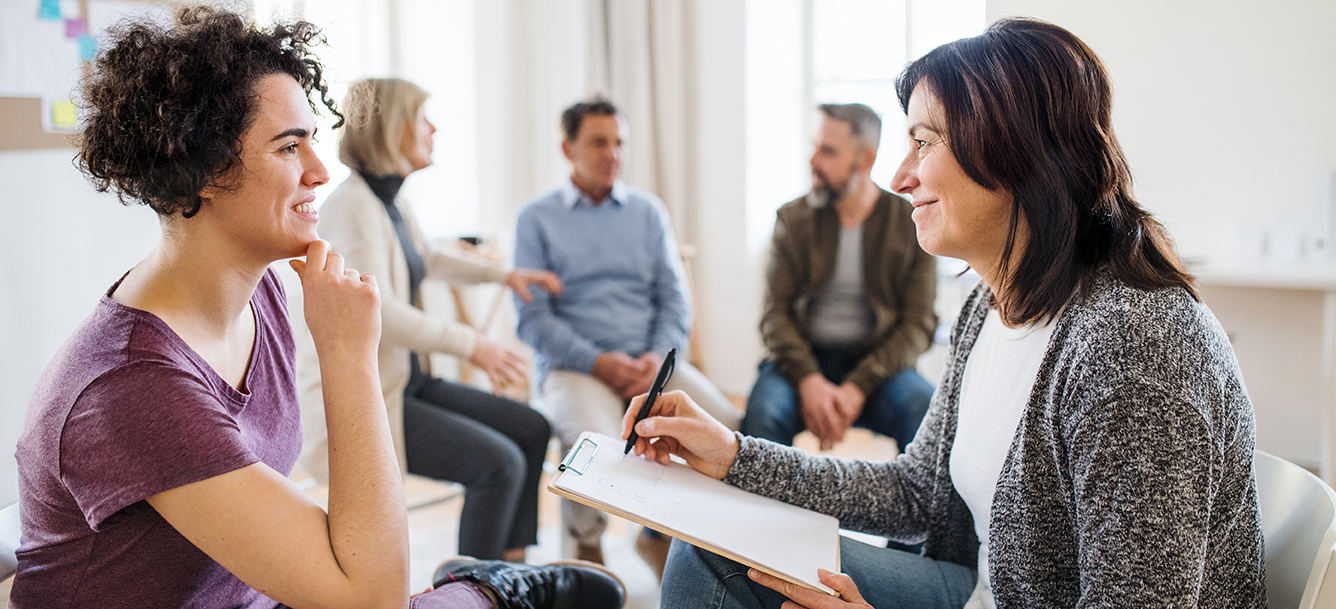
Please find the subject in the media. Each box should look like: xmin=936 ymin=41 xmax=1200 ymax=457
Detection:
xmin=818 ymin=103 xmax=881 ymax=154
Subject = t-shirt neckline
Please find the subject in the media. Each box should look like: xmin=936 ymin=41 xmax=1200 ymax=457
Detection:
xmin=100 ymin=270 xmax=261 ymax=405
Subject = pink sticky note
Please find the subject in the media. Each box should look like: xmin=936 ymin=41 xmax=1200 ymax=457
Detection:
xmin=65 ymin=17 xmax=85 ymax=38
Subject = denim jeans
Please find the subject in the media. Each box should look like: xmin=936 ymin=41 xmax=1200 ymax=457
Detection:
xmin=741 ymin=347 xmax=934 ymax=451
xmin=659 ymin=537 xmax=976 ymax=609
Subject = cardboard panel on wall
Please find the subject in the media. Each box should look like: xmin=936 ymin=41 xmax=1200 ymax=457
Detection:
xmin=0 ymin=0 xmax=169 ymax=151
xmin=0 ymin=97 xmax=75 ymax=150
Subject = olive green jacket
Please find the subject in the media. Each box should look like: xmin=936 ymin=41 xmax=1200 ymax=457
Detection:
xmin=760 ymin=189 xmax=937 ymax=396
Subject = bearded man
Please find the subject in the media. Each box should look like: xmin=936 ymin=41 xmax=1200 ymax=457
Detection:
xmin=742 ymin=103 xmax=937 ymax=457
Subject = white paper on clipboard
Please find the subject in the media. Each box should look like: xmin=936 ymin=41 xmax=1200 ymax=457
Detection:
xmin=548 ymin=432 xmax=841 ymax=595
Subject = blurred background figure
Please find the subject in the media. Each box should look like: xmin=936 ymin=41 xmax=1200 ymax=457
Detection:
xmin=514 ymin=97 xmax=740 ymax=574
xmin=301 ymin=77 xmax=561 ymax=562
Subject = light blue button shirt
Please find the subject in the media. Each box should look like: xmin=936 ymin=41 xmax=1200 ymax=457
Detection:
xmin=514 ymin=177 xmax=690 ymax=379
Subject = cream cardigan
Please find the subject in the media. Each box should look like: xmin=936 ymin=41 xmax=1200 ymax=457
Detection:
xmin=297 ymin=173 xmax=511 ymax=482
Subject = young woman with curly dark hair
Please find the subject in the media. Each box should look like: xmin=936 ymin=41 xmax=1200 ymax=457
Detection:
xmin=11 ymin=7 xmax=622 ymax=609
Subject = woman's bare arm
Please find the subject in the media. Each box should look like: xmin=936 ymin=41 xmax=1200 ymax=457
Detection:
xmin=147 ymin=240 xmax=408 ymax=609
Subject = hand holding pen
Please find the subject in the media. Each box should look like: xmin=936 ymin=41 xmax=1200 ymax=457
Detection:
xmin=620 ymin=385 xmax=740 ymax=481
xmin=624 ymin=348 xmax=676 ymax=454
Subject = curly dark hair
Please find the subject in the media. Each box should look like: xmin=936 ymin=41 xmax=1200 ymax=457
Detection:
xmin=78 ymin=6 xmax=342 ymax=218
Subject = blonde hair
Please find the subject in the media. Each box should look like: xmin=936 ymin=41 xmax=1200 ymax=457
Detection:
xmin=338 ymin=78 xmax=429 ymax=176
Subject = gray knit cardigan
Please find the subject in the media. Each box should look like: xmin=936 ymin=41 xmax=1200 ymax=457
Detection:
xmin=726 ymin=272 xmax=1266 ymax=607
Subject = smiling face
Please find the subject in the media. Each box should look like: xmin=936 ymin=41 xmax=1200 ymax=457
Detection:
xmin=399 ymin=108 xmax=435 ymax=174
xmin=196 ymin=73 xmax=329 ymax=261
xmin=891 ymin=83 xmax=1017 ymax=281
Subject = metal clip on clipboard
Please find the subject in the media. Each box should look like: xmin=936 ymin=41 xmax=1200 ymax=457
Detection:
xmin=558 ymin=437 xmax=598 ymax=475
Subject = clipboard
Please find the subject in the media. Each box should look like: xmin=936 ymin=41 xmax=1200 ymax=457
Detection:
xmin=548 ymin=432 xmax=841 ymax=595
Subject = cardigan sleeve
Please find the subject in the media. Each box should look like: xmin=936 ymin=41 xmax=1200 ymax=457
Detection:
xmin=382 ymin=202 xmax=512 ymax=358
xmin=1060 ymin=384 xmax=1218 ymax=608
xmin=381 ymin=298 xmax=479 ymax=359
xmin=401 ymin=207 xmax=511 ymax=287
xmin=320 ymin=187 xmax=491 ymax=360
xmin=723 ymin=385 xmax=954 ymax=543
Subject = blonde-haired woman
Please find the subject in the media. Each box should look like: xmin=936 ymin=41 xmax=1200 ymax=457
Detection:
xmin=301 ymin=78 xmax=561 ymax=562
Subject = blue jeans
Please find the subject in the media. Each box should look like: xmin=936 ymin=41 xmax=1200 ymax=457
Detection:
xmin=659 ymin=537 xmax=976 ymax=609
xmin=742 ymin=349 xmax=934 ymax=451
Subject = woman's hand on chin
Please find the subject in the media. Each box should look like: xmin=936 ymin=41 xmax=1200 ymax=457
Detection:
xmin=291 ymin=239 xmax=382 ymax=362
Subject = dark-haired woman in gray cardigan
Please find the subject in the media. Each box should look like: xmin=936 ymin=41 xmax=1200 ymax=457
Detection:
xmin=627 ymin=17 xmax=1265 ymax=609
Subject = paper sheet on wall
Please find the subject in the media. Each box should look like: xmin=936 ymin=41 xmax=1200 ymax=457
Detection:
xmin=0 ymin=0 xmax=175 ymax=132
xmin=549 ymin=432 xmax=841 ymax=595
xmin=0 ymin=0 xmax=81 ymax=131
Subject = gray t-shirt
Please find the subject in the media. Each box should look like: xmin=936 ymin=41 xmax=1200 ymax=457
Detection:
xmin=806 ymin=224 xmax=875 ymax=346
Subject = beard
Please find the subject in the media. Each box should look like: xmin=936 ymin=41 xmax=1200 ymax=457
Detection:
xmin=805 ymin=166 xmax=863 ymax=208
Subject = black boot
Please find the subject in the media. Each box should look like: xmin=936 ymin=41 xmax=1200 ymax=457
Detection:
xmin=431 ymin=558 xmax=625 ymax=609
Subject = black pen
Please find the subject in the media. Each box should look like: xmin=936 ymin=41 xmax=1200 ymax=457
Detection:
xmin=624 ymin=348 xmax=676 ymax=455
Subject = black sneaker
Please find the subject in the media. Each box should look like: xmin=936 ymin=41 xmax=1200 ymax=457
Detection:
xmin=431 ymin=558 xmax=625 ymax=609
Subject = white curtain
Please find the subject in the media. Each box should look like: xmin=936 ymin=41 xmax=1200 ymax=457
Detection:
xmin=477 ymin=0 xmax=699 ymax=246
xmin=475 ymin=0 xmax=759 ymax=390
xmin=586 ymin=0 xmax=694 ymax=239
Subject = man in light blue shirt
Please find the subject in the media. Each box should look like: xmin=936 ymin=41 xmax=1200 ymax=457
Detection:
xmin=515 ymin=174 xmax=685 ymax=382
xmin=514 ymin=98 xmax=739 ymax=571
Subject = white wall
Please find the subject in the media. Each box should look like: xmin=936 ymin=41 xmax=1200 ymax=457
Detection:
xmin=304 ymin=0 xmax=482 ymax=242
xmin=986 ymin=0 xmax=1336 ymax=468
xmin=692 ymin=0 xmax=755 ymax=395
xmin=392 ymin=0 xmax=484 ymax=241
xmin=985 ymin=0 xmax=1336 ymax=263
xmin=0 ymin=149 xmax=161 ymax=504
xmin=474 ymin=0 xmax=592 ymax=243
xmin=1199 ymin=286 xmax=1324 ymax=468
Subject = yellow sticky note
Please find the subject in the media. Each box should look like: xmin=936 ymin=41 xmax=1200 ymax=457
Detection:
xmin=52 ymin=100 xmax=77 ymax=128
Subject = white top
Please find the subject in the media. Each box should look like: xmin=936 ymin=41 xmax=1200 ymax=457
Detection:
xmin=951 ymin=307 xmax=1057 ymax=609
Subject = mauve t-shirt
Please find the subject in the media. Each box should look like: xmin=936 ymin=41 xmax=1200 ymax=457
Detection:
xmin=11 ymin=269 xmax=302 ymax=608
